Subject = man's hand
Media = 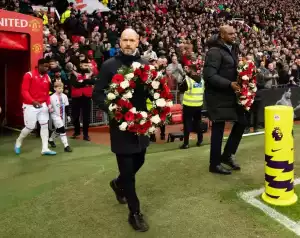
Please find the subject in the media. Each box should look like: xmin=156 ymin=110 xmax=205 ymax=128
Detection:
xmin=48 ymin=105 xmax=54 ymax=113
xmin=32 ymin=101 xmax=42 ymax=108
xmin=231 ymin=82 xmax=241 ymax=93
xmin=0 ymin=106 xmax=1 ymax=114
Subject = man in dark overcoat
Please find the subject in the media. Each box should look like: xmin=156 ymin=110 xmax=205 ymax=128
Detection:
xmin=93 ymin=29 xmax=149 ymax=232
xmin=203 ymin=25 xmax=247 ymax=175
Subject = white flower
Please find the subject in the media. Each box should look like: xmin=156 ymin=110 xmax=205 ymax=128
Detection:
xmin=156 ymin=98 xmax=166 ymax=107
xmin=120 ymin=80 xmax=130 ymax=89
xmin=125 ymin=73 xmax=134 ymax=80
xmin=149 ymin=126 xmax=156 ymax=133
xmin=149 ymin=65 xmax=155 ymax=70
xmin=140 ymin=111 xmax=148 ymax=118
xmin=108 ymin=103 xmax=117 ymax=111
xmin=151 ymin=81 xmax=160 ymax=89
xmin=114 ymin=90 xmax=119 ymax=96
xmin=240 ymin=100 xmax=247 ymax=105
xmin=123 ymin=91 xmax=133 ymax=99
xmin=153 ymin=93 xmax=160 ymax=99
xmin=247 ymin=91 xmax=252 ymax=96
xmin=107 ymin=93 xmax=116 ymax=100
xmin=130 ymin=107 xmax=137 ymax=113
xmin=140 ymin=119 xmax=146 ymax=125
xmin=242 ymin=75 xmax=249 ymax=80
xmin=151 ymin=115 xmax=161 ymax=124
xmin=166 ymin=101 xmax=173 ymax=107
xmin=249 ymin=83 xmax=255 ymax=88
xmin=252 ymin=87 xmax=257 ymax=92
xmin=132 ymin=62 xmax=141 ymax=70
xmin=110 ymin=83 xmax=118 ymax=88
xmin=119 ymin=122 xmax=128 ymax=131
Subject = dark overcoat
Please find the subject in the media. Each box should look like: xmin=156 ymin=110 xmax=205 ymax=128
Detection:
xmin=203 ymin=35 xmax=240 ymax=122
xmin=92 ymin=52 xmax=150 ymax=155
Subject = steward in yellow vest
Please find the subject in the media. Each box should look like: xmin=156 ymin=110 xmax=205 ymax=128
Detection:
xmin=179 ymin=63 xmax=204 ymax=149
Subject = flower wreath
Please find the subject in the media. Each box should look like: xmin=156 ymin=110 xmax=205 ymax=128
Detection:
xmin=237 ymin=59 xmax=257 ymax=111
xmin=105 ymin=62 xmax=173 ymax=136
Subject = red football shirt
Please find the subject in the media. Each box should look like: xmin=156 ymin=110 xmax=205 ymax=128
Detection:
xmin=21 ymin=69 xmax=51 ymax=105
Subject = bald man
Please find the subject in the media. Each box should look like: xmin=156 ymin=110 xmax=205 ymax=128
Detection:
xmin=93 ymin=29 xmax=149 ymax=232
xmin=203 ymin=25 xmax=247 ymax=175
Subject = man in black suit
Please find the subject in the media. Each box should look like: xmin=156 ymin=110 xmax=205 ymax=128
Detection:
xmin=93 ymin=29 xmax=149 ymax=232
xmin=203 ymin=25 xmax=247 ymax=175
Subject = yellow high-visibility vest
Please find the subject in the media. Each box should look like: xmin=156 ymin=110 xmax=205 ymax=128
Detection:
xmin=60 ymin=9 xmax=71 ymax=24
xmin=146 ymin=98 xmax=153 ymax=111
xmin=182 ymin=77 xmax=204 ymax=107
xmin=43 ymin=14 xmax=48 ymax=25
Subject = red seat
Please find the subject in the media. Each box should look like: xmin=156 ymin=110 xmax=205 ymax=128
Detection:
xmin=170 ymin=104 xmax=183 ymax=124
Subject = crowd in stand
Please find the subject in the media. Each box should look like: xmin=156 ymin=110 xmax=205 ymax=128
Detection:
xmin=1 ymin=0 xmax=300 ymax=98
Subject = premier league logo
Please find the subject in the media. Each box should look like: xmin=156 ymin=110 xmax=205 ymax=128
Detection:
xmin=272 ymin=127 xmax=283 ymax=141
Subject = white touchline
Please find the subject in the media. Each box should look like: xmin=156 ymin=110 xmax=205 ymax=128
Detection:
xmin=224 ymin=131 xmax=265 ymax=139
xmin=239 ymin=178 xmax=300 ymax=237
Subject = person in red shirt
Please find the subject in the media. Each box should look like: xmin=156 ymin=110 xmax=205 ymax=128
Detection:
xmin=15 ymin=59 xmax=56 ymax=156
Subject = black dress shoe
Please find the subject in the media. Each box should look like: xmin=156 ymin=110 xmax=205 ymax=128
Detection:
xmin=109 ymin=179 xmax=126 ymax=204
xmin=48 ymin=140 xmax=56 ymax=148
xmin=160 ymin=135 xmax=165 ymax=140
xmin=71 ymin=133 xmax=80 ymax=139
xmin=221 ymin=155 xmax=241 ymax=170
xmin=180 ymin=144 xmax=189 ymax=149
xmin=83 ymin=136 xmax=90 ymax=141
xmin=196 ymin=141 xmax=202 ymax=147
xmin=128 ymin=212 xmax=149 ymax=232
xmin=209 ymin=165 xmax=231 ymax=175
xmin=64 ymin=146 xmax=72 ymax=152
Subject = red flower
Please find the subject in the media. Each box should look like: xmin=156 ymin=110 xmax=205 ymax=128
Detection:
xmin=117 ymin=86 xmax=124 ymax=94
xmin=124 ymin=111 xmax=135 ymax=121
xmin=160 ymin=77 xmax=167 ymax=85
xmin=141 ymin=72 xmax=148 ymax=82
xmin=163 ymin=106 xmax=171 ymax=114
xmin=115 ymin=111 xmax=123 ymax=121
xmin=128 ymin=124 xmax=138 ymax=133
xmin=152 ymin=109 xmax=159 ymax=115
xmin=144 ymin=65 xmax=150 ymax=71
xmin=129 ymin=80 xmax=136 ymax=89
xmin=160 ymin=113 xmax=167 ymax=122
xmin=135 ymin=113 xmax=143 ymax=120
xmin=134 ymin=69 xmax=142 ymax=77
xmin=125 ymin=101 xmax=133 ymax=109
xmin=117 ymin=99 xmax=126 ymax=107
xmin=112 ymin=74 xmax=125 ymax=84
xmin=117 ymin=99 xmax=133 ymax=109
xmin=138 ymin=121 xmax=151 ymax=134
xmin=151 ymin=70 xmax=158 ymax=79
xmin=167 ymin=93 xmax=173 ymax=100
xmin=163 ymin=84 xmax=171 ymax=94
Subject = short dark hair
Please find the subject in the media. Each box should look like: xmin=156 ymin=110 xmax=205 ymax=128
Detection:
xmin=38 ymin=58 xmax=49 ymax=65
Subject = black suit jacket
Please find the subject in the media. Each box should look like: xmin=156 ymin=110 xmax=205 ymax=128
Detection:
xmin=92 ymin=53 xmax=150 ymax=155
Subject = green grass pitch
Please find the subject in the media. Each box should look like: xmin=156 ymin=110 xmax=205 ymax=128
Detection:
xmin=1 ymin=128 xmax=300 ymax=238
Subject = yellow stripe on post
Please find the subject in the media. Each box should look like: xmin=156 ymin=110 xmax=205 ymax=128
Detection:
xmin=262 ymin=105 xmax=297 ymax=206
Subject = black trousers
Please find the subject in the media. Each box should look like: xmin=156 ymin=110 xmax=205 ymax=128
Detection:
xmin=210 ymin=121 xmax=245 ymax=167
xmin=71 ymin=96 xmax=91 ymax=137
xmin=183 ymin=105 xmax=203 ymax=145
xmin=246 ymin=100 xmax=260 ymax=129
xmin=116 ymin=149 xmax=146 ymax=213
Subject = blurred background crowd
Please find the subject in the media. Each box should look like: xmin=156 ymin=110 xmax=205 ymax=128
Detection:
xmin=1 ymin=0 xmax=300 ymax=99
